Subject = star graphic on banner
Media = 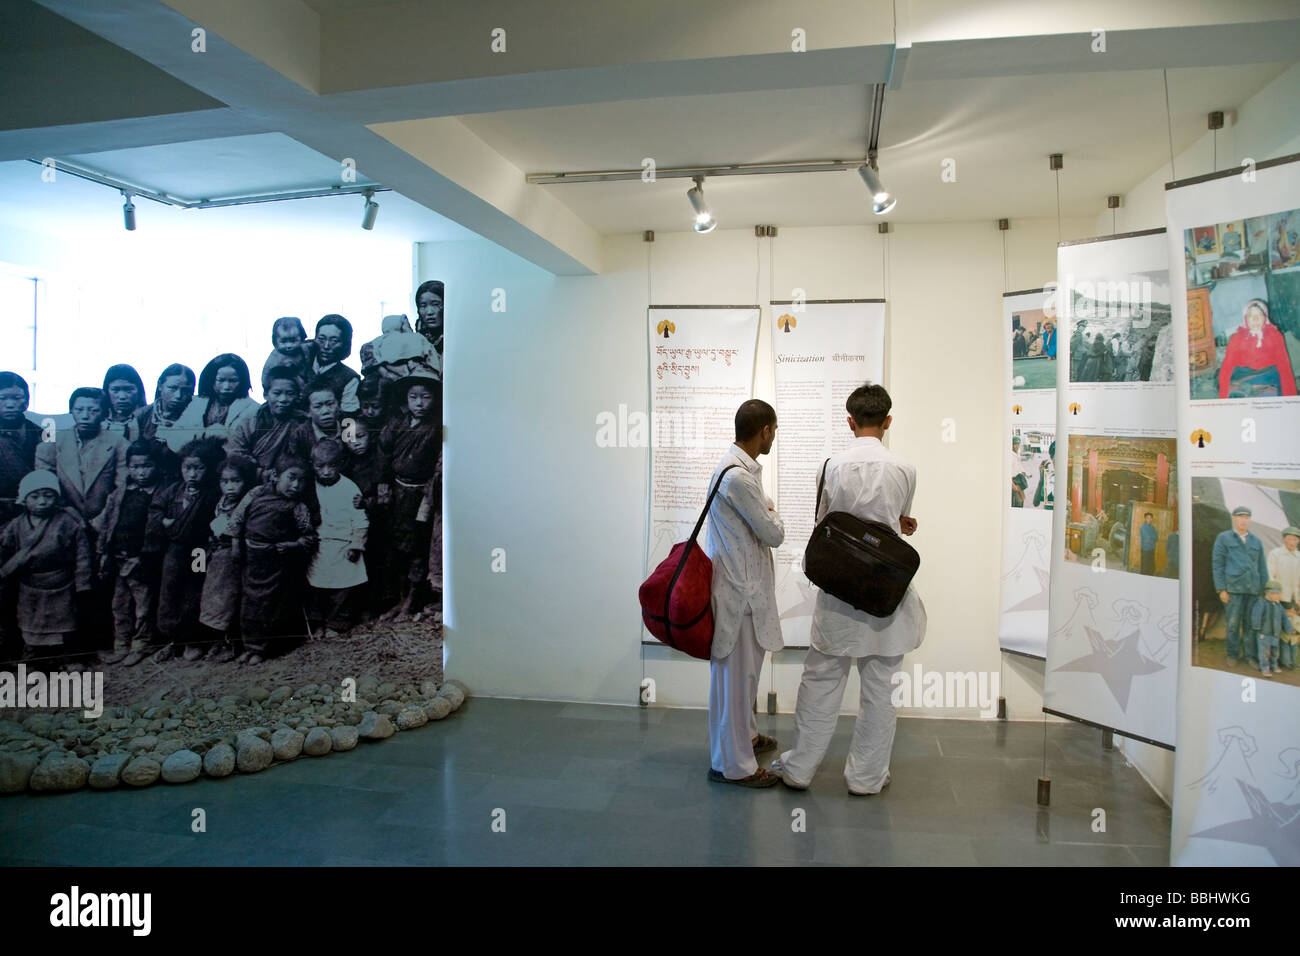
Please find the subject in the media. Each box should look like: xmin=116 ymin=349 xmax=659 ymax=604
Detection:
xmin=1053 ymin=625 xmax=1164 ymax=711
xmin=1007 ymin=565 xmax=1051 ymax=613
xmin=1191 ymin=779 xmax=1300 ymax=867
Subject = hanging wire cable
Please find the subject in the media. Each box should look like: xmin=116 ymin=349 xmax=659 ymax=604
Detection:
xmin=1112 ymin=207 xmax=1117 ymax=236
xmin=1213 ymin=128 xmax=1218 ymax=173
xmin=1054 ymin=170 xmax=1062 ymax=245
xmin=1163 ymin=69 xmax=1176 ymax=180
xmin=1001 ymin=228 xmax=1009 ymax=292
xmin=640 ymin=239 xmax=654 ymax=691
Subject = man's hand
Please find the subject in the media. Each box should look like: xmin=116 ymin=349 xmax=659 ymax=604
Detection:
xmin=347 ymin=548 xmax=362 ymax=563
xmin=1219 ymin=590 xmax=1229 ymax=604
xmin=899 ymin=515 xmax=917 ymax=536
xmin=377 ymin=483 xmax=391 ymax=505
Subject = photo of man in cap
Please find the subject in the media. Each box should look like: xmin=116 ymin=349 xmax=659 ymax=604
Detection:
xmin=1211 ymin=505 xmax=1270 ymax=666
xmin=1267 ymin=525 xmax=1300 ymax=612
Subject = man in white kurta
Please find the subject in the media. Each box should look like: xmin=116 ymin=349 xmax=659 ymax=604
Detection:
xmin=773 ymin=384 xmax=926 ymax=795
xmin=702 ymin=400 xmax=785 ymax=786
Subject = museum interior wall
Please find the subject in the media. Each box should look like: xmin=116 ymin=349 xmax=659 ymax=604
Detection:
xmin=427 ymin=215 xmax=1095 ymax=719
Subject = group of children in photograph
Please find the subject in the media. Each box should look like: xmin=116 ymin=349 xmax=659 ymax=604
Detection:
xmin=0 ymin=280 xmax=446 ymax=670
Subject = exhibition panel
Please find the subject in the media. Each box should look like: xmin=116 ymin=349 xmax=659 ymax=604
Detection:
xmin=1000 ymin=288 xmax=1055 ymax=659
xmin=1167 ymin=153 xmax=1300 ymax=865
xmin=770 ymin=300 xmax=887 ymax=648
xmin=1045 ymin=230 xmax=1179 ymax=749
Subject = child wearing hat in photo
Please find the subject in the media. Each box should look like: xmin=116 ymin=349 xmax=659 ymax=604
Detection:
xmin=1267 ymin=525 xmax=1300 ymax=612
xmin=1250 ymin=580 xmax=1294 ymax=677
xmin=0 ymin=470 xmax=93 ymax=668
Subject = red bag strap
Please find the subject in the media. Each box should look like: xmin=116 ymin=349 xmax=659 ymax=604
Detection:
xmin=664 ymin=463 xmax=739 ymax=646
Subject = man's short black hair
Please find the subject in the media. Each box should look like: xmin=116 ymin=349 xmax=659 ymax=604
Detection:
xmin=846 ymin=383 xmax=891 ymax=428
xmin=735 ymin=399 xmax=776 ymax=442
xmin=1145 ymin=512 xmax=1153 ymax=519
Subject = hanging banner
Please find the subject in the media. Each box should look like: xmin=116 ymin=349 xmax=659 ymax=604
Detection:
xmin=1045 ymin=229 xmax=1179 ymax=748
xmin=644 ymin=306 xmax=760 ymax=643
xmin=768 ymin=300 xmax=886 ymax=647
xmin=1166 ymin=154 xmax=1300 ymax=866
xmin=1000 ymin=288 xmax=1056 ymax=659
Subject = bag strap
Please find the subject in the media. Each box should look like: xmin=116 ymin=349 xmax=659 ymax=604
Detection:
xmin=664 ymin=463 xmax=739 ymax=648
xmin=688 ymin=463 xmax=739 ymax=546
xmin=814 ymin=458 xmax=830 ymax=516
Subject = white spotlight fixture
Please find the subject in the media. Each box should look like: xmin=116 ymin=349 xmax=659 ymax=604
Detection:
xmin=858 ymin=160 xmax=896 ymax=215
xmin=361 ymin=188 xmax=379 ymax=230
xmin=686 ymin=175 xmax=716 ymax=234
xmin=122 ymin=190 xmax=136 ymax=231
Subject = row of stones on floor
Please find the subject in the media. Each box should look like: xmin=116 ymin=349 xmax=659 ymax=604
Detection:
xmin=0 ymin=679 xmax=467 ymax=793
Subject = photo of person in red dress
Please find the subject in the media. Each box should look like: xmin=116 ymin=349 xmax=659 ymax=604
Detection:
xmin=1218 ymin=298 xmax=1298 ymax=398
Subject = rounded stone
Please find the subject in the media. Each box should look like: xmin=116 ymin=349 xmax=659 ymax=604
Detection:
xmin=155 ymin=739 xmax=186 ymax=758
xmin=0 ymin=752 xmax=40 ymax=792
xmin=244 ymin=686 xmax=271 ymax=703
xmin=88 ymin=753 xmax=131 ymax=789
xmin=160 ymin=749 xmax=203 ymax=784
xmin=329 ymin=726 xmax=359 ymax=751
xmin=396 ymin=707 xmax=428 ymax=730
xmin=121 ymin=756 xmax=162 ymax=787
xmin=203 ymin=744 xmax=236 ymax=778
xmin=419 ymin=679 xmax=439 ymax=697
xmin=236 ymin=737 xmax=273 ymax=773
xmin=437 ymin=684 xmax=466 ymax=709
xmin=302 ymin=728 xmax=332 ymax=756
xmin=271 ymin=728 xmax=304 ymax=760
xmin=425 ymin=697 xmax=454 ymax=721
xmin=30 ymin=757 xmax=90 ymax=792
xmin=268 ymin=686 xmax=293 ymax=703
xmin=357 ymin=712 xmax=394 ymax=740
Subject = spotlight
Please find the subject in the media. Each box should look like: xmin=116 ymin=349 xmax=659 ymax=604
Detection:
xmin=122 ymin=191 xmax=136 ymax=231
xmin=686 ymin=176 xmax=716 ymax=234
xmin=361 ymin=189 xmax=379 ymax=230
xmin=858 ymin=162 xmax=896 ymax=215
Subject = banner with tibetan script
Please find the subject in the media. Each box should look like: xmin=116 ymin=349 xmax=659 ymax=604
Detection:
xmin=1045 ymin=229 xmax=1178 ymax=748
xmin=645 ymin=306 xmax=760 ymax=644
xmin=769 ymin=299 xmax=886 ymax=648
xmin=1166 ymin=154 xmax=1300 ymax=866
xmin=1000 ymin=288 xmax=1056 ymax=658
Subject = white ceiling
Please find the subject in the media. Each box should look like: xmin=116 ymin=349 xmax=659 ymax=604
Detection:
xmin=458 ymin=63 xmax=1292 ymax=233
xmin=0 ymin=133 xmax=477 ymax=244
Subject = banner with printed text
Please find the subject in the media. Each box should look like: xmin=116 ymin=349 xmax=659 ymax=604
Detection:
xmin=769 ymin=300 xmax=886 ymax=648
xmin=644 ymin=306 xmax=760 ymax=645
xmin=1045 ymin=229 xmax=1179 ymax=747
xmin=1000 ymin=288 xmax=1056 ymax=658
xmin=1166 ymin=155 xmax=1300 ymax=866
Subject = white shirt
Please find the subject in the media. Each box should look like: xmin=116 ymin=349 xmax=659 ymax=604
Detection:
xmin=809 ymin=435 xmax=927 ymax=658
xmin=307 ymin=475 xmax=369 ymax=588
xmin=1268 ymin=545 xmax=1300 ymax=603
xmin=702 ymin=445 xmax=785 ymax=659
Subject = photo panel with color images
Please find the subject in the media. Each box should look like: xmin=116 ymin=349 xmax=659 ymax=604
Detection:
xmin=1010 ymin=305 xmax=1057 ymax=390
xmin=1190 ymin=476 xmax=1300 ymax=686
xmin=1063 ymin=435 xmax=1179 ymax=579
xmin=1185 ymin=206 xmax=1300 ymax=400
xmin=1009 ymin=426 xmax=1055 ymax=510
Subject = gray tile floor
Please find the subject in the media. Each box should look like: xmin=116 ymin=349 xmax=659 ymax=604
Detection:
xmin=0 ymin=698 xmax=1171 ymax=866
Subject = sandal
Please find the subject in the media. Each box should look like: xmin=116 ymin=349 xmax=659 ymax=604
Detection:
xmin=707 ymin=768 xmax=782 ymax=788
xmin=752 ymin=734 xmax=778 ymax=755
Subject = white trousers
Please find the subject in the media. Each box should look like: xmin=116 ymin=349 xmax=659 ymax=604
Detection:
xmin=709 ymin=610 xmax=762 ymax=779
xmin=779 ymin=648 xmax=904 ymax=793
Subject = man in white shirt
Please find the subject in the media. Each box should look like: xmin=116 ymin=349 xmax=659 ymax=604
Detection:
xmin=772 ymin=383 xmax=926 ymax=795
xmin=702 ymin=399 xmax=786 ymax=788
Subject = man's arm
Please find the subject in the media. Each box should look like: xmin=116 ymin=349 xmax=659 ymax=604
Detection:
xmin=1211 ymin=534 xmax=1227 ymax=592
xmin=724 ymin=471 xmax=784 ymax=548
xmin=899 ymin=463 xmax=918 ymax=535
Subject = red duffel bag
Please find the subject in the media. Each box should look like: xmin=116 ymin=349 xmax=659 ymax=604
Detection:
xmin=638 ymin=464 xmax=738 ymax=659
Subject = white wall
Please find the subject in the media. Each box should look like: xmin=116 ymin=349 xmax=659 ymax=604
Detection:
xmin=1081 ymin=61 xmax=1300 ymax=807
xmin=429 ymin=213 xmax=1097 ymax=720
xmin=0 ymin=221 xmax=410 ymax=414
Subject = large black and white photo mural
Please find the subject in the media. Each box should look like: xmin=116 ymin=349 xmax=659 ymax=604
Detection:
xmin=0 ymin=277 xmax=448 ymax=785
